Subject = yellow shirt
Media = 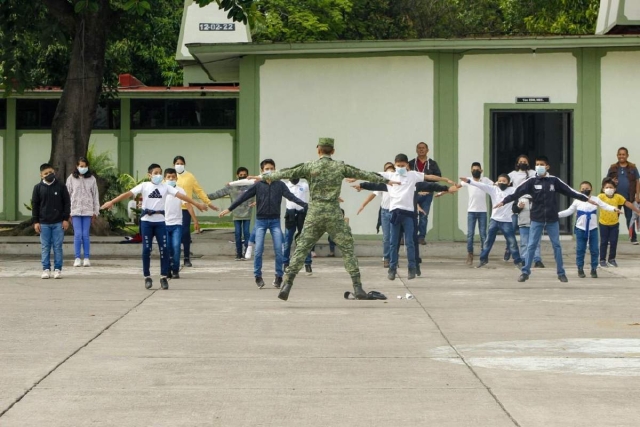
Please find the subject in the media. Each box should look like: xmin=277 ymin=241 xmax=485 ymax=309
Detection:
xmin=598 ymin=193 xmax=625 ymax=225
xmin=176 ymin=171 xmax=211 ymax=209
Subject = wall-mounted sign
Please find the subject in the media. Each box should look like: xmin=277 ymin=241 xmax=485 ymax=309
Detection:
xmin=199 ymin=23 xmax=236 ymax=31
xmin=516 ymin=97 xmax=550 ymax=103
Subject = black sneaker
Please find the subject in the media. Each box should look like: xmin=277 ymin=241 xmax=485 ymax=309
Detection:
xmin=517 ymin=273 xmax=529 ymax=282
xmin=558 ymin=274 xmax=568 ymax=283
xmin=144 ymin=277 xmax=153 ymax=289
xmin=534 ymin=261 xmax=545 ymax=268
xmin=476 ymin=259 xmax=488 ymax=268
xmin=304 ymin=264 xmax=312 ymax=276
xmin=408 ymin=268 xmax=416 ymax=280
xmin=503 ymin=248 xmax=511 ymax=262
xmin=599 ymin=260 xmax=607 ymax=268
xmin=255 ymin=277 xmax=265 ymax=289
xmin=184 ymin=259 xmax=192 ymax=267
xmin=607 ymin=259 xmax=618 ymax=268
xmin=387 ymin=269 xmax=397 ymax=280
xmin=173 ymin=271 xmax=180 ymax=279
xmin=235 ymin=256 xmax=243 ymax=261
xmin=273 ymin=276 xmax=283 ymax=288
xmin=416 ymin=264 xmax=422 ymax=277
xmin=160 ymin=277 xmax=169 ymax=290
xmin=578 ymin=268 xmax=586 ymax=278
xmin=167 ymin=271 xmax=173 ymax=279
xmin=590 ymin=269 xmax=598 ymax=278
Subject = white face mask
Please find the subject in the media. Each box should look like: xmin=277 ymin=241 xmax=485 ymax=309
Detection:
xmin=262 ymin=170 xmax=273 ymax=176
xmin=174 ymin=164 xmax=185 ymax=174
xmin=535 ymin=165 xmax=547 ymax=176
xmin=604 ymin=188 xmax=615 ymax=197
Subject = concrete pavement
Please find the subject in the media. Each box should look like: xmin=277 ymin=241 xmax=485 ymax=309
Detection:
xmin=1 ymin=251 xmax=639 ymax=426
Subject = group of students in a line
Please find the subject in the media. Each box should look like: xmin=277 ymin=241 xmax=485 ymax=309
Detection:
xmin=32 ymin=145 xmax=639 ymax=289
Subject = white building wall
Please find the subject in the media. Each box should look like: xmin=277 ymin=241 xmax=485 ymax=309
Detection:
xmin=260 ymin=56 xmax=434 ymax=235
xmin=457 ymin=53 xmax=578 ymax=234
xmin=601 ymin=51 xmax=640 ymax=177
xmin=89 ymin=132 xmax=119 ymax=166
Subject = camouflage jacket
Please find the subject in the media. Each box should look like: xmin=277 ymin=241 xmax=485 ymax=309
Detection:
xmin=268 ymin=156 xmax=388 ymax=203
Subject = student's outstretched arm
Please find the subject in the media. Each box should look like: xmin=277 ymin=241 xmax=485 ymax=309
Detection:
xmin=207 ymin=186 xmax=231 ymax=200
xmin=356 ymin=182 xmax=387 ymax=192
xmin=357 ymin=193 xmax=377 ymax=215
xmin=459 ymin=177 xmax=496 ymax=197
xmin=220 ymin=184 xmax=258 ymax=216
xmin=101 ymin=191 xmax=134 ymax=210
xmin=558 ymin=201 xmax=579 ymax=218
xmin=554 ymin=177 xmax=590 ymax=202
xmin=175 ymin=192 xmax=209 ymax=212
xmin=594 ymin=197 xmax=617 ymax=213
xmin=624 ymin=200 xmax=640 ymax=215
xmin=425 ymin=174 xmax=454 ymax=184
xmin=416 ymin=182 xmax=450 ymax=193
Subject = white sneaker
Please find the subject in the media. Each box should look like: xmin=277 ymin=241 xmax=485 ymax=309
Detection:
xmin=83 ymin=258 xmax=91 ymax=267
xmin=245 ymin=245 xmax=253 ymax=260
xmin=53 ymin=269 xmax=62 ymax=279
xmin=41 ymin=269 xmax=50 ymax=279
xmin=73 ymin=258 xmax=82 ymax=267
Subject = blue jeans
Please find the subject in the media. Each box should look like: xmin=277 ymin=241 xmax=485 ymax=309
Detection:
xmin=40 ymin=222 xmax=64 ymax=271
xmin=466 ymin=212 xmax=487 ymax=254
xmin=381 ymin=208 xmax=391 ymax=260
xmin=166 ymin=224 xmax=182 ymax=274
xmin=141 ymin=220 xmax=169 ymax=277
xmin=254 ymin=218 xmax=284 ymax=278
xmin=519 ymin=227 xmax=542 ymax=263
xmin=72 ymin=216 xmax=92 ymax=259
xmin=181 ymin=210 xmax=191 ymax=261
xmin=416 ymin=193 xmax=434 ymax=240
xmin=283 ymin=225 xmax=311 ymax=266
xmin=234 ymin=220 xmax=251 ymax=257
xmin=576 ymin=227 xmax=599 ymax=270
xmin=480 ymin=220 xmax=521 ymax=265
xmin=599 ymin=223 xmax=619 ymax=262
xmin=389 ymin=212 xmax=416 ymax=270
xmin=523 ymin=221 xmax=563 ymax=276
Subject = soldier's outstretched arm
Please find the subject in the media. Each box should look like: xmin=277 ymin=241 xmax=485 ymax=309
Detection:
xmin=266 ymin=163 xmax=308 ymax=182
xmin=342 ymin=164 xmax=388 ymax=184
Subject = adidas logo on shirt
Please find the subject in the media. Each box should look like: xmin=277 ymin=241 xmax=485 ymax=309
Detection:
xmin=148 ymin=189 xmax=163 ymax=199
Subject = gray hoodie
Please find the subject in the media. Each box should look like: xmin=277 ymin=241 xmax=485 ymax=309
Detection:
xmin=208 ymin=185 xmax=254 ymax=220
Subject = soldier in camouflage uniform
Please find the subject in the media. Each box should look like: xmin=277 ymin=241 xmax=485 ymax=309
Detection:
xmin=257 ymin=137 xmax=393 ymax=301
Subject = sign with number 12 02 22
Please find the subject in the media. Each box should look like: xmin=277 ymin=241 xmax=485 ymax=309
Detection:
xmin=199 ymin=23 xmax=235 ymax=31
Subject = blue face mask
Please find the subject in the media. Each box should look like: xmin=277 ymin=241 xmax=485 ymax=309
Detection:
xmin=535 ymin=165 xmax=547 ymax=176
xmin=77 ymin=167 xmax=88 ymax=175
xmin=151 ymin=175 xmax=163 ymax=185
xmin=166 ymin=180 xmax=177 ymax=187
xmin=396 ymin=167 xmax=407 ymax=176
xmin=262 ymin=170 xmax=273 ymax=176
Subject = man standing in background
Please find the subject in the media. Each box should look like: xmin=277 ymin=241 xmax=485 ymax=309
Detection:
xmin=409 ymin=142 xmax=441 ymax=245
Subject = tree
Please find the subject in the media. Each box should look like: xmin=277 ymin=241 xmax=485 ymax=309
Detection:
xmin=0 ymin=0 xmax=249 ymax=182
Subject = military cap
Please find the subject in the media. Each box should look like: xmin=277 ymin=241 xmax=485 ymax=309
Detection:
xmin=318 ymin=137 xmax=334 ymax=147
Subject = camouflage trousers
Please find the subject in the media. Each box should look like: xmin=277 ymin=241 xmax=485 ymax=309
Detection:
xmin=285 ymin=203 xmax=359 ymax=282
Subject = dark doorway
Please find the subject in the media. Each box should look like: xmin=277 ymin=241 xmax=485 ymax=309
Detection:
xmin=491 ymin=110 xmax=573 ymax=233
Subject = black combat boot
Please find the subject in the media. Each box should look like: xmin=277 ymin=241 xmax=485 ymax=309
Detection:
xmin=352 ymin=275 xmax=368 ymax=300
xmin=278 ymin=275 xmax=295 ymax=301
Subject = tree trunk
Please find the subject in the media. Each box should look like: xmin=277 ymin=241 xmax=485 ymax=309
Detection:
xmin=50 ymin=1 xmax=111 ymax=181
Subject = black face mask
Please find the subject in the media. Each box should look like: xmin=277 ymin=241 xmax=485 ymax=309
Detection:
xmin=518 ymin=163 xmax=529 ymax=171
xmin=471 ymin=170 xmax=482 ymax=179
xmin=238 ymin=175 xmax=248 ymax=180
xmin=290 ymin=178 xmax=300 ymax=185
xmin=44 ymin=173 xmax=55 ymax=183
xmin=497 ymin=183 xmax=509 ymax=191
xmin=581 ymin=189 xmax=591 ymax=196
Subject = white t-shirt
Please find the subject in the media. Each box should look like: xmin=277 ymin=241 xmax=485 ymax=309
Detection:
xmin=165 ymin=186 xmax=187 ymax=226
xmin=374 ymin=191 xmax=391 ymax=210
xmin=464 ymin=179 xmax=515 ymax=223
xmin=508 ymin=169 xmax=536 ymax=188
xmin=461 ymin=177 xmax=493 ymax=213
xmin=285 ymin=180 xmax=309 ymax=210
xmin=381 ymin=171 xmax=424 ymax=212
xmin=130 ymin=182 xmax=178 ymax=223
